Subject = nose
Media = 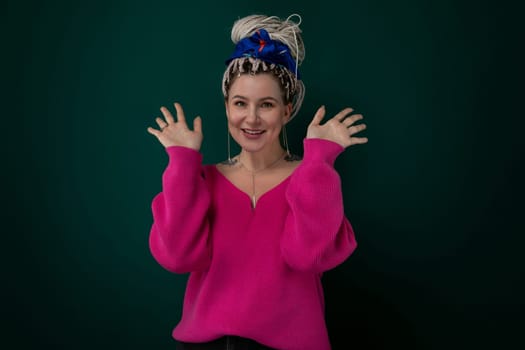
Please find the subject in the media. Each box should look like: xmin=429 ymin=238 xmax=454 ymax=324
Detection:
xmin=246 ymin=105 xmax=259 ymax=124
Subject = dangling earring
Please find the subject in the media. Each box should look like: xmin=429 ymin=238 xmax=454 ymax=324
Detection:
xmin=282 ymin=124 xmax=301 ymax=161
xmin=222 ymin=126 xmax=237 ymax=165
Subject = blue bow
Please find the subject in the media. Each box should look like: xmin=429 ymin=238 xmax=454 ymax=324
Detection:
xmin=225 ymin=29 xmax=300 ymax=79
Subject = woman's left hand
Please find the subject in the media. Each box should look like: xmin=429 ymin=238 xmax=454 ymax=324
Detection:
xmin=306 ymin=106 xmax=368 ymax=148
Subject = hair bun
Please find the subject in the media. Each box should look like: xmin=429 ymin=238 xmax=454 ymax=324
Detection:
xmin=230 ymin=14 xmax=305 ymax=66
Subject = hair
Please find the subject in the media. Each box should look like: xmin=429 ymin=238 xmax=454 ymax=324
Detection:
xmin=222 ymin=14 xmax=306 ymax=120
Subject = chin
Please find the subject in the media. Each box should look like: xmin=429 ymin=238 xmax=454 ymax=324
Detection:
xmin=236 ymin=139 xmax=266 ymax=153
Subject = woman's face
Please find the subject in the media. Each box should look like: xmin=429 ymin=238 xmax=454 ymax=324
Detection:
xmin=225 ymin=73 xmax=292 ymax=154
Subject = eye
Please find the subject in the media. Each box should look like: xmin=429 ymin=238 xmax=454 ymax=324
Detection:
xmin=261 ymin=101 xmax=274 ymax=108
xmin=233 ymin=100 xmax=246 ymax=107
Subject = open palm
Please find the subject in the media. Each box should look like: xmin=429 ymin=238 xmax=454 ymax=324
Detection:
xmin=306 ymin=106 xmax=368 ymax=148
xmin=147 ymin=102 xmax=203 ymax=150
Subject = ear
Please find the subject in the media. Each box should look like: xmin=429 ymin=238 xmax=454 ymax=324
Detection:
xmin=224 ymin=99 xmax=230 ymax=118
xmin=283 ymin=103 xmax=293 ymax=124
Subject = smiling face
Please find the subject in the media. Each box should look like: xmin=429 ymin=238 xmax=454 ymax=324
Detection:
xmin=225 ymin=73 xmax=292 ymax=154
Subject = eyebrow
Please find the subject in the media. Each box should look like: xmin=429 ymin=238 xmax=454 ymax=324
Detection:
xmin=231 ymin=95 xmax=280 ymax=102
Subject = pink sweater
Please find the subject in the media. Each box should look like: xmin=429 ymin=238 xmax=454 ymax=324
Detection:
xmin=149 ymin=138 xmax=357 ymax=350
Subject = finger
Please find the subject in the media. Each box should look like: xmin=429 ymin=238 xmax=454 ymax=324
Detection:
xmin=343 ymin=114 xmax=363 ymax=127
xmin=348 ymin=123 xmax=367 ymax=135
xmin=309 ymin=105 xmax=326 ymax=126
xmin=147 ymin=127 xmax=161 ymax=137
xmin=350 ymin=136 xmax=369 ymax=145
xmin=334 ymin=107 xmax=354 ymax=122
xmin=155 ymin=117 xmax=168 ymax=129
xmin=174 ymin=102 xmax=187 ymax=125
xmin=160 ymin=106 xmax=175 ymax=124
xmin=193 ymin=116 xmax=202 ymax=134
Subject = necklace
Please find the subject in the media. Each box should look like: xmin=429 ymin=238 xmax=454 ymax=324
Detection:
xmin=238 ymin=151 xmax=286 ymax=209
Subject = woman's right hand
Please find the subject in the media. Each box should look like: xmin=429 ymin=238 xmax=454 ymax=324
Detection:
xmin=147 ymin=102 xmax=203 ymax=150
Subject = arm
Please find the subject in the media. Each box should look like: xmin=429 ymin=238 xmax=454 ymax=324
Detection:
xmin=147 ymin=103 xmax=209 ymax=273
xmin=281 ymin=138 xmax=357 ymax=273
xmin=149 ymin=146 xmax=211 ymax=273
xmin=280 ymin=105 xmax=368 ymax=272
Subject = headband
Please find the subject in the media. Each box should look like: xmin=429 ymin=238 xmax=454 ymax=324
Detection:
xmin=225 ymin=29 xmax=300 ymax=79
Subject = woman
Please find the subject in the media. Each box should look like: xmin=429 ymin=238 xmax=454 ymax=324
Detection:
xmin=147 ymin=14 xmax=368 ymax=350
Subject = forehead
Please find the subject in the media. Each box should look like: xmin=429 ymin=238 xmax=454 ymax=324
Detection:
xmin=228 ymin=73 xmax=282 ymax=99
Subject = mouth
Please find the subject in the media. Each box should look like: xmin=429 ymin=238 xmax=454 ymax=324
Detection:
xmin=241 ymin=128 xmax=266 ymax=136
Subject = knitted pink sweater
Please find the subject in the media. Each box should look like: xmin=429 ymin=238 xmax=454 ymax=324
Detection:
xmin=149 ymin=138 xmax=357 ymax=350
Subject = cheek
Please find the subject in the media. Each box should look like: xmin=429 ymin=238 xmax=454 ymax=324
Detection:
xmin=270 ymin=115 xmax=286 ymax=129
xmin=227 ymin=113 xmax=243 ymax=127
xmin=226 ymin=105 xmax=250 ymax=127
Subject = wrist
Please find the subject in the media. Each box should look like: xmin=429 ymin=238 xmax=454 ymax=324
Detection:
xmin=302 ymin=138 xmax=344 ymax=165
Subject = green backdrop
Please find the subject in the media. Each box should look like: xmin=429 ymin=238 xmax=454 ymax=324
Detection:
xmin=6 ymin=0 xmax=524 ymax=349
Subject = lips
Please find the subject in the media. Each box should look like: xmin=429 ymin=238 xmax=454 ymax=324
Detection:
xmin=242 ymin=128 xmax=266 ymax=136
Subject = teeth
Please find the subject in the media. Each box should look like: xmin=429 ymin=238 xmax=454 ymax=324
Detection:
xmin=243 ymin=129 xmax=264 ymax=135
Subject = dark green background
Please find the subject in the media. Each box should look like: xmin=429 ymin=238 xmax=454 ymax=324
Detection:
xmin=6 ymin=0 xmax=524 ymax=349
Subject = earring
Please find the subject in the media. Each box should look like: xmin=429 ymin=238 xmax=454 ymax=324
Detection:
xmin=282 ymin=124 xmax=301 ymax=161
xmin=222 ymin=126 xmax=237 ymax=165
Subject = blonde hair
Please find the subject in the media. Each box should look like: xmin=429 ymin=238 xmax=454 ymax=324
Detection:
xmin=222 ymin=14 xmax=306 ymax=120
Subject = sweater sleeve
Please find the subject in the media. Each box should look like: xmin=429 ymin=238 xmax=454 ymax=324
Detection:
xmin=148 ymin=146 xmax=211 ymax=274
xmin=281 ymin=138 xmax=358 ymax=273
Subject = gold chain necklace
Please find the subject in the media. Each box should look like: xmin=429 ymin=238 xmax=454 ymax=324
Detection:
xmin=238 ymin=151 xmax=286 ymax=209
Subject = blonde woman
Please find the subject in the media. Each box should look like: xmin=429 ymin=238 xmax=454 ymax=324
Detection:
xmin=147 ymin=14 xmax=368 ymax=350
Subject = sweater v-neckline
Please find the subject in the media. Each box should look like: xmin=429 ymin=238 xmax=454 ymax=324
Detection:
xmin=212 ymin=165 xmax=293 ymax=208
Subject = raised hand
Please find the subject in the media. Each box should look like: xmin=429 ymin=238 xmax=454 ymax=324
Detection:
xmin=147 ymin=102 xmax=203 ymax=150
xmin=306 ymin=106 xmax=368 ymax=148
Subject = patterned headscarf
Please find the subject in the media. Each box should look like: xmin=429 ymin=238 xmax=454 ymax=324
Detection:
xmin=225 ymin=29 xmax=300 ymax=79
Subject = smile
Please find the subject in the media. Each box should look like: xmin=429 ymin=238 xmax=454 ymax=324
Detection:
xmin=241 ymin=129 xmax=266 ymax=135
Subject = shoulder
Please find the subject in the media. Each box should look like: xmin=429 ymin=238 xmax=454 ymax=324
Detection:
xmin=201 ymin=163 xmax=218 ymax=179
xmin=215 ymin=159 xmax=238 ymax=175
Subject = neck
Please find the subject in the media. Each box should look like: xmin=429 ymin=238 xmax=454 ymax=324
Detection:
xmin=239 ymin=143 xmax=285 ymax=172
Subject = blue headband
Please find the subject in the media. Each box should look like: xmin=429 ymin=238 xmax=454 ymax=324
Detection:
xmin=225 ymin=29 xmax=300 ymax=79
